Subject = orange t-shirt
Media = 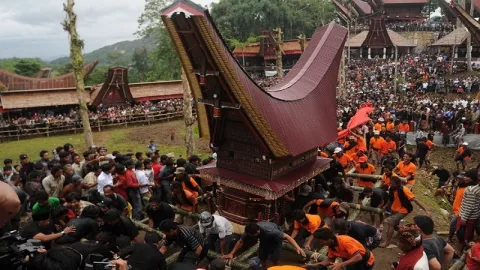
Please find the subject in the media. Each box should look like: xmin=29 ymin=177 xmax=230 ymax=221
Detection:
xmin=392 ymin=186 xmax=415 ymax=214
xmin=319 ymin=152 xmax=329 ymax=158
xmin=398 ymin=123 xmax=410 ymax=132
xmin=174 ymin=177 xmax=200 ymax=198
xmin=351 ymin=153 xmax=366 ymax=164
xmin=327 ymin=235 xmax=375 ymax=266
xmin=380 ymin=140 xmax=397 ymax=154
xmin=452 ymin=187 xmax=466 ymax=216
xmin=175 ymin=189 xmax=198 ymax=211
xmin=344 ymin=142 xmax=358 ymax=157
xmin=357 ymin=137 xmax=367 ymax=149
xmin=382 ymin=172 xmax=398 ymax=187
xmin=316 ymin=199 xmax=339 ymax=217
xmin=426 ymin=140 xmax=434 ymax=150
xmin=293 ymin=214 xmax=326 ymax=233
xmin=374 ymin=123 xmax=382 ymax=131
xmin=370 ymin=137 xmax=385 ymax=151
xmin=396 ymin=161 xmax=417 ymax=185
xmin=386 ymin=122 xmax=395 ymax=131
xmin=335 ymin=154 xmax=353 ymax=169
xmin=356 ymin=164 xmax=376 ymax=187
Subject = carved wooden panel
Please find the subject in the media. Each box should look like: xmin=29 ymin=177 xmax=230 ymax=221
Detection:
xmin=271 ymin=148 xmax=317 ymax=179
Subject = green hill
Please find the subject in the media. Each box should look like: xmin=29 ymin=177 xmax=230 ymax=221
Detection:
xmin=50 ymin=35 xmax=157 ymax=67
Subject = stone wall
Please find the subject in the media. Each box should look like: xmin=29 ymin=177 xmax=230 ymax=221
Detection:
xmin=399 ymin=32 xmax=435 ymax=52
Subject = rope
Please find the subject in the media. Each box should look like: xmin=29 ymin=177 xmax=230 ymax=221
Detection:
xmin=309 ymin=250 xmax=324 ymax=262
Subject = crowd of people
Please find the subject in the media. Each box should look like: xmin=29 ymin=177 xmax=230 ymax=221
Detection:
xmin=0 ymin=99 xmax=183 ymax=132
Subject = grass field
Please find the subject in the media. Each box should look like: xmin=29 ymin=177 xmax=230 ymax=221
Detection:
xmin=0 ymin=120 xmax=211 ymax=164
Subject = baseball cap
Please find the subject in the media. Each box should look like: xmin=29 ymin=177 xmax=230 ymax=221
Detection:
xmin=462 ymin=142 xmax=469 ymax=146
xmin=334 ymin=147 xmax=342 ymax=154
xmin=174 ymin=167 xmax=186 ymax=175
xmin=358 ymin=156 xmax=368 ymax=163
xmin=97 ymin=197 xmax=113 ymax=208
xmin=19 ymin=154 xmax=28 ymax=160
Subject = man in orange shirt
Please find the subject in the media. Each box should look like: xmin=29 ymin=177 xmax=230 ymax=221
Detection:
xmin=398 ymin=120 xmax=410 ymax=133
xmin=425 ymin=138 xmax=434 ymax=169
xmin=394 ymin=153 xmax=417 ymax=188
xmin=369 ymin=131 xmax=385 ymax=165
xmin=333 ymin=148 xmax=354 ymax=170
xmin=311 ymin=228 xmax=375 ymax=270
xmin=290 ymin=209 xmax=326 ymax=250
xmin=351 ymin=147 xmax=367 ymax=164
xmin=318 ymin=148 xmax=329 ymax=158
xmin=303 ymin=199 xmax=349 ymax=221
xmin=173 ymin=167 xmax=203 ymax=198
xmin=380 ymin=135 xmax=397 ymax=156
xmin=379 ymin=176 xmax=430 ymax=248
xmin=381 ymin=165 xmax=398 ymax=189
xmin=386 ymin=118 xmax=395 ymax=132
xmin=355 ymin=156 xmax=377 ymax=188
xmin=374 ymin=120 xmax=382 ymax=132
xmin=344 ymin=136 xmax=359 ymax=157
xmin=447 ymin=173 xmax=468 ymax=243
xmin=171 ymin=181 xmax=197 ymax=226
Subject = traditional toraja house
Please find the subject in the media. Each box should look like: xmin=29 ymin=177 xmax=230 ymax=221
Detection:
xmin=161 ymin=0 xmax=346 ymax=224
xmin=430 ymin=27 xmax=480 ymax=59
xmin=382 ymin=0 xmax=429 ymax=21
xmin=346 ymin=24 xmax=416 ymax=58
xmin=0 ymin=65 xmax=183 ymax=114
xmin=232 ymin=35 xmax=310 ymax=77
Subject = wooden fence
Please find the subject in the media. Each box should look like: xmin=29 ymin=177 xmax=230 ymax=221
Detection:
xmin=0 ymin=111 xmax=185 ymax=142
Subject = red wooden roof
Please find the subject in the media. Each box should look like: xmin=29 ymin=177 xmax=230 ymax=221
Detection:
xmin=161 ymin=0 xmax=347 ymax=158
xmin=200 ymin=157 xmax=330 ymax=199
xmin=0 ymin=61 xmax=98 ymax=91
xmin=352 ymin=0 xmax=372 ymax=14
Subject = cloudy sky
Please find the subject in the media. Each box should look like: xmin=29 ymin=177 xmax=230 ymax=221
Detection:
xmin=0 ymin=0 xmax=215 ymax=60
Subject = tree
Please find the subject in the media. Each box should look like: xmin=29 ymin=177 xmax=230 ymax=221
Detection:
xmin=272 ymin=28 xmax=283 ymax=78
xmin=85 ymin=65 xmax=109 ymax=85
xmin=182 ymin=68 xmax=195 ymax=157
xmin=147 ymin=28 xmax=182 ymax=81
xmin=137 ymin=0 xmax=169 ymax=37
xmin=14 ymin=59 xmax=41 ymax=77
xmin=106 ymin=51 xmax=127 ymax=67
xmin=211 ymin=0 xmax=335 ymax=44
xmin=132 ymin=47 xmax=150 ymax=82
xmin=62 ymin=0 xmax=94 ymax=148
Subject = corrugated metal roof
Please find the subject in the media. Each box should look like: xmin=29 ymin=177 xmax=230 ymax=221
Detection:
xmin=345 ymin=30 xmax=416 ymax=47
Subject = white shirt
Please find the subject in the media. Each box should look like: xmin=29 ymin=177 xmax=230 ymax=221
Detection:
xmin=135 ymin=170 xmax=150 ymax=194
xmin=144 ymin=168 xmax=154 ymax=185
xmin=97 ymin=171 xmax=113 ymax=193
xmin=198 ymin=215 xmax=233 ymax=238
xmin=413 ymin=251 xmax=430 ymax=270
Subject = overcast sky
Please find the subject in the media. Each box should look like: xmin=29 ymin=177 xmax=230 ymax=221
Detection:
xmin=0 ymin=0 xmax=216 ymax=60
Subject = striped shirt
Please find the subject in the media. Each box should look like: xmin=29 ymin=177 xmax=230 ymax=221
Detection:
xmin=169 ymin=226 xmax=204 ymax=250
xmin=459 ymin=185 xmax=480 ymax=221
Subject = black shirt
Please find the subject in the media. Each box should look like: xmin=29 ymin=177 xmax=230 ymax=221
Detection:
xmin=110 ymin=194 xmax=128 ymax=212
xmin=322 ymin=162 xmax=344 ymax=182
xmin=241 ymin=221 xmax=284 ymax=244
xmin=166 ymin=226 xmax=204 ymax=251
xmin=432 ymin=169 xmax=451 ymax=187
xmin=103 ymin=216 xmax=139 ymax=240
xmin=146 ymin=203 xmax=174 ymax=228
xmin=118 ymin=243 xmax=166 ymax=270
xmin=345 ymin=221 xmax=377 ymax=248
xmin=70 ymin=240 xmax=112 ymax=260
xmin=358 ymin=188 xmax=386 ymax=207
xmin=20 ymin=221 xmax=55 ymax=248
xmin=65 ymin=218 xmax=98 ymax=240
xmin=416 ymin=142 xmax=429 ymax=157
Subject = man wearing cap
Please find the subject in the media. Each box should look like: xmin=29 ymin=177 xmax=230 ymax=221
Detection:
xmin=173 ymin=167 xmax=203 ymax=199
xmin=369 ymin=131 xmax=384 ymax=165
xmin=351 ymin=147 xmax=367 ymax=164
xmin=333 ymin=148 xmax=354 ymax=171
xmin=198 ymin=211 xmax=234 ymax=255
xmin=455 ymin=142 xmax=472 ymax=171
xmin=355 ymin=156 xmax=377 ymax=188
xmin=290 ymin=209 xmax=326 ymax=251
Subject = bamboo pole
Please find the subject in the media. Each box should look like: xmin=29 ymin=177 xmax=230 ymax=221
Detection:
xmin=207 ymin=250 xmax=251 ymax=270
xmin=346 ymin=203 xmax=384 ymax=214
xmin=166 ymin=252 xmax=180 ymax=266
xmin=282 ymin=243 xmax=327 ymax=262
xmin=132 ymin=219 xmax=165 ymax=237
xmin=448 ymin=252 xmax=466 ymax=270
xmin=235 ymin=243 xmax=259 ymax=262
xmin=169 ymin=204 xmax=201 ymax=219
xmin=343 ymin=172 xmax=407 ymax=182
